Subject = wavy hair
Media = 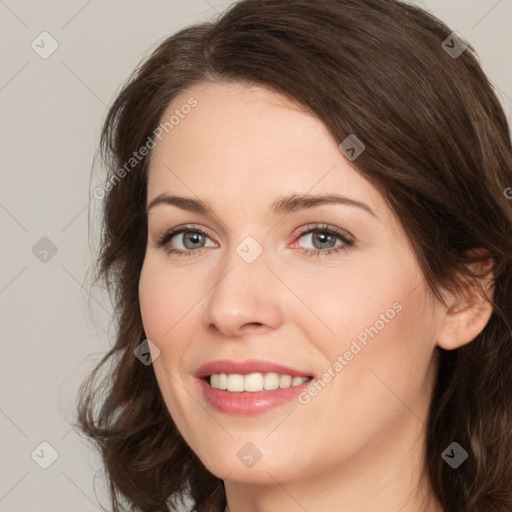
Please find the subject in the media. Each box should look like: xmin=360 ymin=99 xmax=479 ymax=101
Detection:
xmin=76 ymin=0 xmax=512 ymax=510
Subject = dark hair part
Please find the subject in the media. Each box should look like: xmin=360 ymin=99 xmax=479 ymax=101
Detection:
xmin=76 ymin=0 xmax=512 ymax=510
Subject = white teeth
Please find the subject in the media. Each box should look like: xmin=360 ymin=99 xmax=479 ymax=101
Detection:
xmin=263 ymin=372 xmax=280 ymax=390
xmin=218 ymin=373 xmax=228 ymax=390
xmin=226 ymin=374 xmax=245 ymax=392
xmin=208 ymin=373 xmax=310 ymax=392
xmin=291 ymin=376 xmax=307 ymax=386
xmin=280 ymin=375 xmax=292 ymax=388
xmin=244 ymin=373 xmax=264 ymax=392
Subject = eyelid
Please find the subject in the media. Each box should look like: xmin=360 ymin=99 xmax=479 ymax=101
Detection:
xmin=154 ymin=222 xmax=352 ymax=244
xmin=291 ymin=223 xmax=354 ymax=242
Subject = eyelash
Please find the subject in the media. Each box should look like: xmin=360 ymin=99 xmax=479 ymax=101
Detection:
xmin=155 ymin=223 xmax=354 ymax=259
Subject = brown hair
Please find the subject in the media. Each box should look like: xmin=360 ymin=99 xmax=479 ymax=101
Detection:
xmin=76 ymin=0 xmax=512 ymax=510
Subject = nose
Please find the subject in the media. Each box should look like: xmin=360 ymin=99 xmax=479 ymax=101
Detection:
xmin=202 ymin=243 xmax=284 ymax=338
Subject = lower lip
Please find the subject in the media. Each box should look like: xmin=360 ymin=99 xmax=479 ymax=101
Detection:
xmin=196 ymin=377 xmax=314 ymax=415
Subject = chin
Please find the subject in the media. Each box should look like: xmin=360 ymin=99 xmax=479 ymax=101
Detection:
xmin=197 ymin=443 xmax=307 ymax=485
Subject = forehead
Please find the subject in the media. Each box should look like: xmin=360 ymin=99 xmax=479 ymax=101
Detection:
xmin=146 ymin=81 xmax=385 ymax=218
xmin=149 ymin=81 xmax=331 ymax=167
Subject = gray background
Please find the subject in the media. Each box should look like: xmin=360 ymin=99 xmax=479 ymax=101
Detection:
xmin=0 ymin=1 xmax=510 ymax=511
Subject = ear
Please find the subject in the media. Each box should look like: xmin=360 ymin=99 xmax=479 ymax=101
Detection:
xmin=436 ymin=251 xmax=495 ymax=351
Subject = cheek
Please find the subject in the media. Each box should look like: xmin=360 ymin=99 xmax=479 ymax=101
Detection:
xmin=138 ymin=260 xmax=176 ymax=342
xmin=138 ymin=262 xmax=196 ymax=427
xmin=291 ymin=260 xmax=408 ymax=350
xmin=138 ymin=259 xmax=205 ymax=368
xmin=303 ymin=248 xmax=435 ymax=386
xmin=318 ymin=278 xmax=436 ymax=425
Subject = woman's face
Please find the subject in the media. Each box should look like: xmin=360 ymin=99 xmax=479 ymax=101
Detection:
xmin=139 ymin=81 xmax=441 ymax=485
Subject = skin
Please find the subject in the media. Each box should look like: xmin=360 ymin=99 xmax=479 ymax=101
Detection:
xmin=138 ymin=81 xmax=494 ymax=512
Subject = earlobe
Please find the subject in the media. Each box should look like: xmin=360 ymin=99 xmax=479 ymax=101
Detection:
xmin=436 ymin=255 xmax=495 ymax=351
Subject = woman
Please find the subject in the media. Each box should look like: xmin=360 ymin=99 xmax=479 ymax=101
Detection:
xmin=76 ymin=0 xmax=512 ymax=511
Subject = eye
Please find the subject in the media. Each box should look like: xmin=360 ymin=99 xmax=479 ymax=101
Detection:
xmin=292 ymin=224 xmax=354 ymax=257
xmin=154 ymin=225 xmax=215 ymax=257
xmin=154 ymin=223 xmax=355 ymax=258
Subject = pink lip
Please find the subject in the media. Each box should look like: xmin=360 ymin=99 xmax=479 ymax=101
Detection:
xmin=196 ymin=377 xmax=314 ymax=415
xmin=194 ymin=359 xmax=315 ymax=416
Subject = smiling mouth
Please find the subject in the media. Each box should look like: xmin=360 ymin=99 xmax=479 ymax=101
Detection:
xmin=204 ymin=372 xmax=314 ymax=392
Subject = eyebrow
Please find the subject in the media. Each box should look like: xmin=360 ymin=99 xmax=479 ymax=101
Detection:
xmin=147 ymin=193 xmax=377 ymax=218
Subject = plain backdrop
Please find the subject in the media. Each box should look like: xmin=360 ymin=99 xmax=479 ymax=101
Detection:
xmin=0 ymin=1 xmax=511 ymax=511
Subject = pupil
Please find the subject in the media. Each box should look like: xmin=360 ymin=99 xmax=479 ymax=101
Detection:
xmin=314 ymin=232 xmax=333 ymax=249
xmin=185 ymin=232 xmax=202 ymax=249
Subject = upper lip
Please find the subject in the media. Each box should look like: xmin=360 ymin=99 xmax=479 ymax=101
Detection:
xmin=194 ymin=359 xmax=313 ymax=379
